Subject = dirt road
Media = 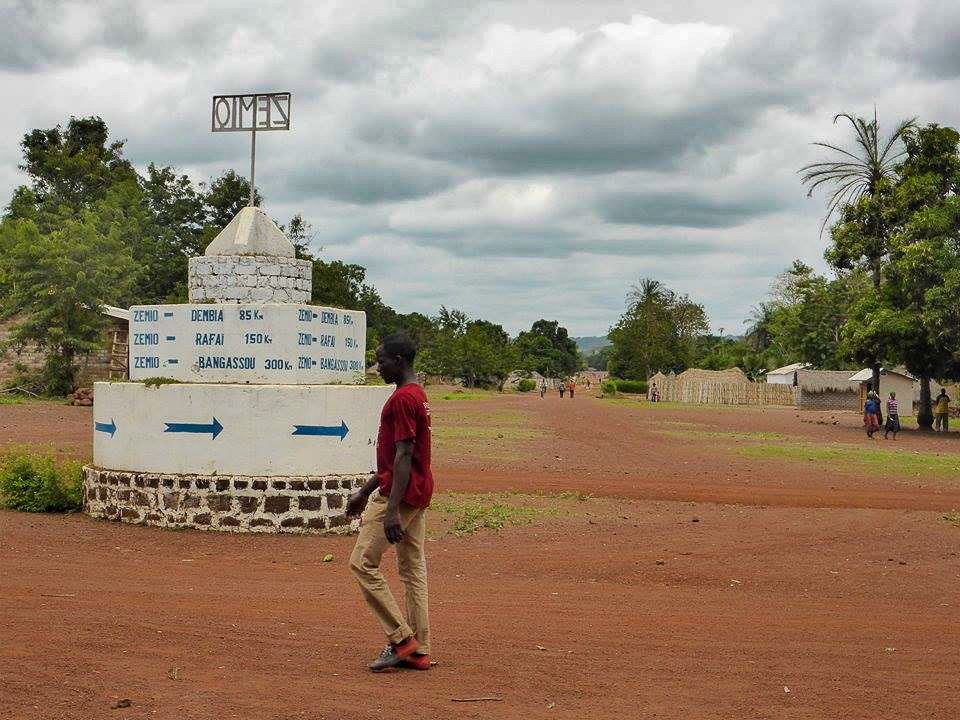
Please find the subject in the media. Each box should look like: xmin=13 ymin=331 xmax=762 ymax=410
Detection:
xmin=1 ymin=393 xmax=958 ymax=719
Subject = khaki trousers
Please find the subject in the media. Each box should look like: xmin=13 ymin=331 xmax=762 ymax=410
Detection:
xmin=349 ymin=494 xmax=430 ymax=653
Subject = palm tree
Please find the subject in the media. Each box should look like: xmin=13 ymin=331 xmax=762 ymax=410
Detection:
xmin=745 ymin=302 xmax=775 ymax=354
xmin=800 ymin=110 xmax=915 ymax=235
xmin=625 ymin=278 xmax=669 ymax=380
xmin=800 ymin=110 xmax=915 ymax=396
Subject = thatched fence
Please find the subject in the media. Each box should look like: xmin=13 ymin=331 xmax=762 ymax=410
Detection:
xmin=648 ymin=368 xmax=797 ymax=407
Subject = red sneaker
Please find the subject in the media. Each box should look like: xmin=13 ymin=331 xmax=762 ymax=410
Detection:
xmin=400 ymin=653 xmax=431 ymax=671
xmin=369 ymin=636 xmax=419 ymax=672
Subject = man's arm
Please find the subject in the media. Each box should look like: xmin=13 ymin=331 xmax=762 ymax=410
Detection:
xmin=345 ymin=474 xmax=380 ymax=518
xmin=383 ymin=439 xmax=414 ymax=543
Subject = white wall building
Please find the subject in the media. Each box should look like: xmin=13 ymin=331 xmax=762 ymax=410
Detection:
xmin=766 ymin=362 xmax=810 ymax=385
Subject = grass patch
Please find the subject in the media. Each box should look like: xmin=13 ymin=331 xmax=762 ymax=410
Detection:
xmin=141 ymin=377 xmax=182 ymax=389
xmin=0 ymin=394 xmax=26 ymax=405
xmin=545 ymin=489 xmax=595 ymax=502
xmin=431 ymin=493 xmax=561 ymax=535
xmin=656 ymin=429 xmax=791 ymax=442
xmin=433 ymin=425 xmax=546 ymax=442
xmin=740 ymin=442 xmax=960 ymax=480
xmin=601 ymin=397 xmax=747 ymax=412
xmin=438 ymin=391 xmax=492 ymax=401
xmin=941 ymin=511 xmax=960 ymax=527
xmin=432 ymin=407 xmax=549 ymax=448
xmin=427 ymin=387 xmax=500 ymax=402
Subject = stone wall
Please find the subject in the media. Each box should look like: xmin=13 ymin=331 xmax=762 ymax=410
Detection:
xmin=83 ymin=467 xmax=366 ymax=534
xmin=1 ymin=315 xmax=126 ymax=387
xmin=0 ymin=315 xmax=45 ymax=385
xmin=796 ymin=389 xmax=859 ymax=411
xmin=188 ymin=255 xmax=312 ymax=303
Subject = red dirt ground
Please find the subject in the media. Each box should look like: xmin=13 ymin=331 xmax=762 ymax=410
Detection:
xmin=1 ymin=393 xmax=959 ymax=719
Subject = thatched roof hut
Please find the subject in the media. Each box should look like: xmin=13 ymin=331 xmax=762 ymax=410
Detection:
xmin=795 ymin=370 xmax=860 ymax=393
xmin=794 ymin=369 xmax=860 ymax=411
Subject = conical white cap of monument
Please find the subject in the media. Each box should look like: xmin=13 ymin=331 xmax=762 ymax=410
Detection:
xmin=204 ymin=206 xmax=295 ymax=258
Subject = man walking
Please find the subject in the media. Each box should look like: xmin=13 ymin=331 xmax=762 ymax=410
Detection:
xmin=346 ymin=332 xmax=433 ymax=672
xmin=568 ymin=379 xmax=576 ymax=399
xmin=935 ymin=388 xmax=951 ymax=432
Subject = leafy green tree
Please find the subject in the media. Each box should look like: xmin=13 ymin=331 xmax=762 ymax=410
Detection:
xmin=87 ymin=180 xmax=183 ymax=305
xmin=608 ymin=279 xmax=708 ymax=380
xmin=416 ymin=307 xmax=467 ymax=378
xmin=766 ymin=261 xmax=867 ymax=370
xmin=846 ymin=124 xmax=960 ymax=428
xmin=287 ymin=213 xmax=315 ymax=260
xmin=0 ymin=216 xmax=134 ymax=394
xmin=202 ymin=170 xmax=261 ymax=229
xmin=461 ymin=319 xmax=516 ymax=389
xmin=142 ymin=163 xmax=205 ymax=257
xmin=583 ymin=345 xmax=611 ymax=370
xmin=514 ymin=319 xmax=582 ymax=378
xmin=19 ymin=116 xmax=137 ymax=210
xmin=745 ymin=302 xmax=778 ymax=355
xmin=607 ymin=279 xmax=672 ymax=380
xmin=801 ymin=110 xmax=915 ymax=394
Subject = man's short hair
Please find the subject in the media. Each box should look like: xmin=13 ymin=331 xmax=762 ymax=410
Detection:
xmin=381 ymin=332 xmax=417 ymax=363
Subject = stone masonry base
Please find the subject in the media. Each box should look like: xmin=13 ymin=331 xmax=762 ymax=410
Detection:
xmin=188 ymin=255 xmax=312 ymax=303
xmin=83 ymin=467 xmax=366 ymax=534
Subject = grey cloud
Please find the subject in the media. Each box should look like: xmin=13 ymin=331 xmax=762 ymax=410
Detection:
xmin=0 ymin=0 xmax=147 ymax=71
xmin=897 ymin=1 xmax=960 ymax=80
xmin=357 ymin=85 xmax=780 ymax=178
xmin=596 ymin=190 xmax=779 ymax=228
xmin=386 ymin=226 xmax=729 ymax=259
xmin=3 ymin=1 xmax=960 ymax=338
xmin=282 ymin=150 xmax=461 ymax=204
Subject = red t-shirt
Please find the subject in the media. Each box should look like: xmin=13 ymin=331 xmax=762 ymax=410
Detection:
xmin=376 ymin=383 xmax=433 ymax=508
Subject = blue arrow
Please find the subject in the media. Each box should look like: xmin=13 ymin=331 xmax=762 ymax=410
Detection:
xmin=95 ymin=418 xmax=117 ymax=438
xmin=292 ymin=420 xmax=348 ymax=440
xmin=164 ymin=417 xmax=223 ymax=439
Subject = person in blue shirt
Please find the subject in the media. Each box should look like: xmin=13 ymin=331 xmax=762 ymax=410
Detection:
xmin=864 ymin=391 xmax=880 ymax=438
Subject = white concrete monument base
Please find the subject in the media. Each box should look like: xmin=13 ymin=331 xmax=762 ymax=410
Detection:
xmin=85 ymin=382 xmax=392 ymax=534
xmin=91 ymin=382 xmax=391 ymax=476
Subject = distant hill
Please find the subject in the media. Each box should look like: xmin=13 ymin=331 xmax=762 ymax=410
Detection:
xmin=573 ymin=336 xmax=610 ymax=354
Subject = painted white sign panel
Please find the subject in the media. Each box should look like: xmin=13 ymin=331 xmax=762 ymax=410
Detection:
xmin=129 ymin=304 xmax=366 ymax=384
xmin=93 ymin=382 xmax=393 ymax=476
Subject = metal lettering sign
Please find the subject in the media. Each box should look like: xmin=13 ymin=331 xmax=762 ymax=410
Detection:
xmin=211 ymin=92 xmax=291 ymax=132
xmin=211 ymin=91 xmax=292 ymax=205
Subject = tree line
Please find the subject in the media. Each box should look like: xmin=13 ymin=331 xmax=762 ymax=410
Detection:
xmin=0 ymin=116 xmax=582 ymax=394
xmin=596 ymin=115 xmax=960 ymax=429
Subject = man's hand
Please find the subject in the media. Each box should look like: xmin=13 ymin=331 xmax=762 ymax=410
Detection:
xmin=345 ymin=491 xmax=369 ymax=518
xmin=383 ymin=510 xmax=404 ymax=544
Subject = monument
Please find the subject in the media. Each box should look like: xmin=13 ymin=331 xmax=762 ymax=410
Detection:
xmin=82 ymin=93 xmax=393 ymax=533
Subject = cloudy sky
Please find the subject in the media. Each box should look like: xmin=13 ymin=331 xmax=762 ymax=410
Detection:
xmin=3 ymin=0 xmax=960 ymax=336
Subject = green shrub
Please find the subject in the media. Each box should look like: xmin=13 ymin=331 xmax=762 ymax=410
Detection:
xmin=615 ymin=379 xmax=648 ymax=395
xmin=0 ymin=450 xmax=84 ymax=513
xmin=601 ymin=380 xmax=618 ymax=396
xmin=517 ymin=378 xmax=536 ymax=392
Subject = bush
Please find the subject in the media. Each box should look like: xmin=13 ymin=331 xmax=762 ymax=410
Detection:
xmin=517 ymin=378 xmax=536 ymax=392
xmin=0 ymin=450 xmax=84 ymax=513
xmin=601 ymin=380 xmax=618 ymax=396
xmin=614 ymin=379 xmax=648 ymax=395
